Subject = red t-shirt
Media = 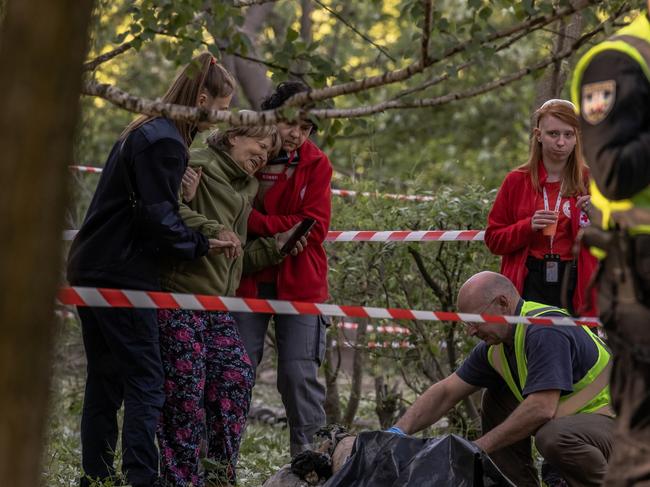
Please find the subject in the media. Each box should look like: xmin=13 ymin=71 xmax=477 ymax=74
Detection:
xmin=528 ymin=181 xmax=574 ymax=260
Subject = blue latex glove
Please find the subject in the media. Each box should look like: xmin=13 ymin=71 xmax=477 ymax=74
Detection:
xmin=385 ymin=426 xmax=407 ymax=436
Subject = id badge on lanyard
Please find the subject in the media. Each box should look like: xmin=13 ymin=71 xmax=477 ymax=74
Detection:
xmin=542 ymin=186 xmax=562 ymax=284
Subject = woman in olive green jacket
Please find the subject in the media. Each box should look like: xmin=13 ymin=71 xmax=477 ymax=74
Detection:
xmin=157 ymin=125 xmax=284 ymax=487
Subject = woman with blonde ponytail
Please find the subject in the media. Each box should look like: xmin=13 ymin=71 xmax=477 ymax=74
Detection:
xmin=67 ymin=53 xmax=236 ymax=487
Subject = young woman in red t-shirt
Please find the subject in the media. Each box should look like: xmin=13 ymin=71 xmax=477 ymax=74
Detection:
xmin=485 ymin=99 xmax=597 ymax=315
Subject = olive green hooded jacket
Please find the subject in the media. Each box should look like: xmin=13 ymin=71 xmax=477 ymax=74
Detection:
xmin=161 ymin=146 xmax=283 ymax=296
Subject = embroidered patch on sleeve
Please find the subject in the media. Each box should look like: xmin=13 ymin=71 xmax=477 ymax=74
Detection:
xmin=582 ymin=80 xmax=616 ymax=125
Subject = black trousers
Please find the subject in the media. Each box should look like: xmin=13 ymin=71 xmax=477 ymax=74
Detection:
xmin=522 ymin=257 xmax=570 ymax=309
xmin=78 ymin=306 xmax=164 ymax=487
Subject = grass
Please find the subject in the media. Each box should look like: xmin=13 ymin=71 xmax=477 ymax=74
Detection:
xmin=42 ymin=316 xmax=315 ymax=486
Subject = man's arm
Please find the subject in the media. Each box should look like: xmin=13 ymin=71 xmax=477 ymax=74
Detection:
xmin=474 ymin=389 xmax=560 ymax=454
xmin=395 ymin=373 xmax=479 ymax=435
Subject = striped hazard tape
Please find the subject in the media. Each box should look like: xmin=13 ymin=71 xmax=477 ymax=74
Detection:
xmin=326 ymin=230 xmax=484 ymax=242
xmin=69 ymin=165 xmax=103 ymax=174
xmin=69 ymin=166 xmax=436 ymax=202
xmin=57 ymin=286 xmax=601 ymax=327
xmin=337 ymin=321 xmax=411 ymax=335
xmin=331 ymin=339 xmax=414 ymax=349
xmin=331 ymin=189 xmax=434 ymax=202
xmin=63 ymin=229 xmax=485 ymax=242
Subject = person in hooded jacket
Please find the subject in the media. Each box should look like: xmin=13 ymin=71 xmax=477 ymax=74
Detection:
xmin=157 ymin=123 xmax=308 ymax=486
xmin=234 ymin=81 xmax=332 ymax=456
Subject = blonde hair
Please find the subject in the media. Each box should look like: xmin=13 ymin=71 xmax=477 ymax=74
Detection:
xmin=518 ymin=99 xmax=587 ymax=196
xmin=207 ymin=125 xmax=282 ymax=160
xmin=121 ymin=53 xmax=236 ymax=147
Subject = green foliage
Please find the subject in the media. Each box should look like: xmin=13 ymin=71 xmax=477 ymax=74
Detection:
xmin=329 ymin=181 xmax=498 ymax=402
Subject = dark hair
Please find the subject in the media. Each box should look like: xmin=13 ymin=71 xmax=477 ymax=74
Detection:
xmin=262 ymin=81 xmax=319 ymax=131
xmin=121 ymin=52 xmax=236 ymax=146
xmin=261 ymin=81 xmax=310 ymax=110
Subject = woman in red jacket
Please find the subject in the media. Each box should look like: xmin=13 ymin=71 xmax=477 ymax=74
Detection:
xmin=485 ymin=99 xmax=597 ymax=315
xmin=235 ymin=82 xmax=332 ymax=456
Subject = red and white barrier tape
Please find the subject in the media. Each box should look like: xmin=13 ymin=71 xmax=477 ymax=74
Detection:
xmin=331 ymin=189 xmax=434 ymax=202
xmin=337 ymin=321 xmax=411 ymax=335
xmin=69 ymin=165 xmax=103 ymax=174
xmin=326 ymin=230 xmax=484 ymax=242
xmin=57 ymin=286 xmax=601 ymax=327
xmin=63 ymin=230 xmax=485 ymax=242
xmin=68 ymin=166 xmax=435 ymax=202
xmin=331 ymin=339 xmax=414 ymax=349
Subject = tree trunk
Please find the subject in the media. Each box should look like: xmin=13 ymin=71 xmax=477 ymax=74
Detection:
xmin=532 ymin=12 xmax=584 ymax=111
xmin=300 ymin=0 xmax=313 ymax=44
xmin=218 ymin=4 xmax=274 ymax=109
xmin=0 ymin=0 xmax=93 ymax=486
xmin=323 ymin=329 xmax=342 ymax=424
xmin=343 ymin=319 xmax=368 ymax=427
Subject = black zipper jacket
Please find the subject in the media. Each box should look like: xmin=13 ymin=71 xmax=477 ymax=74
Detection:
xmin=67 ymin=118 xmax=209 ymax=290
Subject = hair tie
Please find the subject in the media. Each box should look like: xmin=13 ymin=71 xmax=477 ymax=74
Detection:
xmin=210 ymin=56 xmax=217 ymax=65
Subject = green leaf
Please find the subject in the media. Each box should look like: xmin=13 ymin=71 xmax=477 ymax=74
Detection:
xmin=286 ymin=27 xmax=299 ymax=43
xmin=330 ymin=119 xmax=343 ymax=135
xmin=114 ymin=31 xmax=129 ymax=43
xmin=478 ymin=6 xmax=492 ymax=20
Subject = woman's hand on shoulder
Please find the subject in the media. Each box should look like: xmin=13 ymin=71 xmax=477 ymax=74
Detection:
xmin=182 ymin=166 xmax=202 ymax=202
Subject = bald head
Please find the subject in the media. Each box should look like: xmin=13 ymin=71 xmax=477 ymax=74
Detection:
xmin=457 ymin=271 xmax=520 ymax=314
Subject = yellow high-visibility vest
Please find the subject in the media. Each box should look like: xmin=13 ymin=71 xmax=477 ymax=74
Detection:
xmin=571 ymin=14 xmax=650 ymax=238
xmin=487 ymin=301 xmax=613 ymax=417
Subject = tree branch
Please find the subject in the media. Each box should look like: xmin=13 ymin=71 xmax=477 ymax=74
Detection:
xmin=82 ymin=10 xmax=605 ymax=125
xmin=152 ymin=28 xmax=312 ymax=77
xmin=408 ymin=247 xmax=446 ymax=301
xmin=82 ymin=38 xmax=139 ymax=71
xmin=394 ymin=26 xmax=531 ymax=100
xmin=81 ymin=79 xmax=281 ymax=125
xmin=233 ymin=0 xmax=280 ymax=6
xmin=421 ymin=0 xmax=432 ymax=64
xmin=311 ymin=0 xmax=396 ymax=63
xmin=283 ymin=0 xmax=596 ymax=107
xmin=301 ymin=21 xmax=604 ymax=119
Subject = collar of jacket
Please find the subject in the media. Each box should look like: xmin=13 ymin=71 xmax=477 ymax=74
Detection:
xmin=191 ymin=145 xmax=253 ymax=185
xmin=296 ymin=138 xmax=327 ymax=168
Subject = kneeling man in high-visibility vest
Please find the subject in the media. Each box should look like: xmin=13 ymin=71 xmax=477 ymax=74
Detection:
xmin=391 ymin=271 xmax=614 ymax=487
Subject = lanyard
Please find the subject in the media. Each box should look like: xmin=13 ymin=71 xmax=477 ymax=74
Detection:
xmin=543 ymin=185 xmax=562 ymax=251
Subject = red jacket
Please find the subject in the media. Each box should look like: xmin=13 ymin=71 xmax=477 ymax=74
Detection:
xmin=237 ymin=139 xmax=332 ymax=302
xmin=485 ymin=162 xmax=598 ymax=316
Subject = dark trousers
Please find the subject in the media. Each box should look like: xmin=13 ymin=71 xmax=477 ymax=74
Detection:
xmin=78 ymin=306 xmax=164 ymax=487
xmin=598 ymin=250 xmax=650 ymax=486
xmin=481 ymin=386 xmax=614 ymax=487
xmin=233 ymin=311 xmax=327 ymax=457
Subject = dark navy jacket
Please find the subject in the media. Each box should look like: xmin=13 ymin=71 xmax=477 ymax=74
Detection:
xmin=67 ymin=118 xmax=209 ymax=290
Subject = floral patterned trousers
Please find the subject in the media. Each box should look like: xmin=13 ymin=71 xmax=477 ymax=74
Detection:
xmin=157 ymin=309 xmax=254 ymax=486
